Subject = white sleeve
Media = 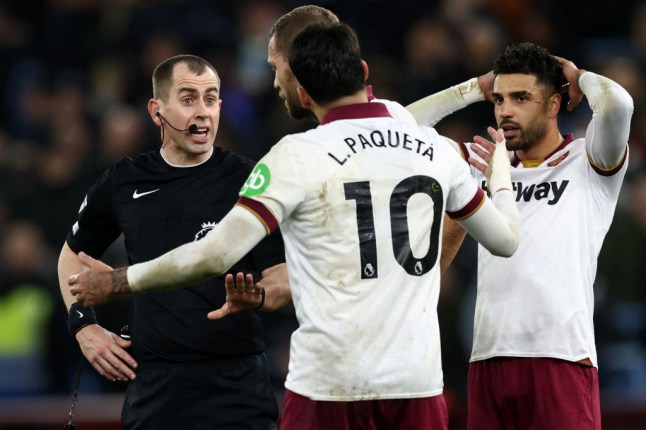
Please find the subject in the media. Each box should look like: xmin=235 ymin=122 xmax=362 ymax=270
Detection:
xmin=127 ymin=206 xmax=267 ymax=293
xmin=580 ymin=71 xmax=633 ymax=169
xmin=406 ymin=77 xmax=485 ymax=127
xmin=459 ymin=191 xmax=519 ymax=257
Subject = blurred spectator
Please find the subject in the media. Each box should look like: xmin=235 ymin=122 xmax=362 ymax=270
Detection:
xmin=0 ymin=221 xmax=55 ymax=396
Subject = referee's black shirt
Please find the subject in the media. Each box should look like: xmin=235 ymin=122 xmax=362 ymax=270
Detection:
xmin=66 ymin=148 xmax=285 ymax=363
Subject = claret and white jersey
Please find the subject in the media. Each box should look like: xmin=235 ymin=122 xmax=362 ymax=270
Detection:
xmin=409 ymin=70 xmax=632 ymax=370
xmin=461 ymin=71 xmax=632 ymax=368
xmin=238 ymin=102 xmax=484 ymax=401
xmin=465 ymin=131 xmax=628 ymax=369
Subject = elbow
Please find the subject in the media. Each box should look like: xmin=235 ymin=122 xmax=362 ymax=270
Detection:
xmin=597 ymin=88 xmax=634 ymax=121
xmin=487 ymin=216 xmax=520 ymax=257
xmin=608 ymin=95 xmax=634 ymax=122
xmin=489 ymin=235 xmax=519 ymax=258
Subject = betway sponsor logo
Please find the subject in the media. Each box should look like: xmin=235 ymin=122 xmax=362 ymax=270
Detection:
xmin=482 ymin=180 xmax=569 ymax=205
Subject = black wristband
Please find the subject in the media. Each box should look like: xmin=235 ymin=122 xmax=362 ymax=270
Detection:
xmin=68 ymin=302 xmax=98 ymax=335
xmin=253 ymin=287 xmax=266 ymax=311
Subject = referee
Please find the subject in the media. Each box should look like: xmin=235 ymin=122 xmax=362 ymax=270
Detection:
xmin=58 ymin=54 xmax=286 ymax=429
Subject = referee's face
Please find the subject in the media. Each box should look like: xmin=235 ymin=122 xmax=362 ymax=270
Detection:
xmin=162 ymin=63 xmax=222 ymax=165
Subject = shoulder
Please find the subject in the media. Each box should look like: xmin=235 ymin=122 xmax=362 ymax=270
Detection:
xmin=373 ymin=98 xmax=417 ymax=125
xmin=115 ymin=150 xmax=158 ymax=172
xmin=214 ymin=148 xmax=257 ymax=171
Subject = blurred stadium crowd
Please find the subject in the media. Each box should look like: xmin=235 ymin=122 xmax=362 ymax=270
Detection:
xmin=0 ymin=0 xmax=644 ymax=426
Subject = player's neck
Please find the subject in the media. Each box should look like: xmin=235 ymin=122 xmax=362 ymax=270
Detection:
xmin=312 ymin=91 xmax=369 ymax=123
xmin=515 ymin=127 xmax=563 ymax=162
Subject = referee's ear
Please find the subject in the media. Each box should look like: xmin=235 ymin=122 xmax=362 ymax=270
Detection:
xmin=148 ymin=99 xmax=163 ymax=126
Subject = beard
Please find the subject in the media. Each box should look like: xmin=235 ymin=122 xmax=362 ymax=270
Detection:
xmin=285 ymin=95 xmax=310 ymax=120
xmin=502 ymin=116 xmax=549 ymax=151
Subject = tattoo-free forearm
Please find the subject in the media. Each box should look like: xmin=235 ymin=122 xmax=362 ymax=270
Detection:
xmin=128 ymin=206 xmax=268 ymax=293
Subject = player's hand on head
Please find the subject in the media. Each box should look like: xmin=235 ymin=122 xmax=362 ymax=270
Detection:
xmin=69 ymin=253 xmax=127 ymax=306
xmin=207 ymin=272 xmax=264 ymax=320
xmin=553 ymin=55 xmax=584 ymax=112
xmin=477 ymin=70 xmax=496 ymax=102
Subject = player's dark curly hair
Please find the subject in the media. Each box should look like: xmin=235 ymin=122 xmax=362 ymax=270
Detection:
xmin=493 ymin=43 xmax=564 ymax=95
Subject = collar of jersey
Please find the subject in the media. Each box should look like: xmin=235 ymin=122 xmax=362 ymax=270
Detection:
xmin=321 ymin=102 xmax=392 ymax=125
xmin=160 ymin=145 xmax=215 ymax=168
xmin=512 ymin=133 xmax=574 ymax=168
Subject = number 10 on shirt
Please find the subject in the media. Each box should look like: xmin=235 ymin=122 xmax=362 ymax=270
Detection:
xmin=344 ymin=175 xmax=443 ymax=280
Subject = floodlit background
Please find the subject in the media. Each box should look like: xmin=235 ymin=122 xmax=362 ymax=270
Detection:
xmin=0 ymin=0 xmax=644 ymax=428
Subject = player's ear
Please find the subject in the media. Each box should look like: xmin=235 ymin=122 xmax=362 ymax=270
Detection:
xmin=548 ymin=92 xmax=561 ymax=118
xmin=361 ymin=59 xmax=369 ymax=82
xmin=297 ymin=84 xmax=312 ymax=109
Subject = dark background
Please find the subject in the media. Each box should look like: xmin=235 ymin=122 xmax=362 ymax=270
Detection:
xmin=0 ymin=0 xmax=644 ymax=428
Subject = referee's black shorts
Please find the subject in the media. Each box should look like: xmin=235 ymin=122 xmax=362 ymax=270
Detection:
xmin=122 ymin=353 xmax=278 ymax=430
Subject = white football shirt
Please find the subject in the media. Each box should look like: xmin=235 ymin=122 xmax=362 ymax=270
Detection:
xmin=466 ymin=135 xmax=628 ymax=367
xmin=238 ymin=102 xmax=483 ymax=400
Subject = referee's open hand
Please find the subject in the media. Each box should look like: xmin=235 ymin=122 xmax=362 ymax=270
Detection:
xmin=208 ymin=272 xmax=263 ymax=320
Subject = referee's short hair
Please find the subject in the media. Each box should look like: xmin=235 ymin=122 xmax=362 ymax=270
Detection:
xmin=152 ymin=54 xmax=219 ymax=101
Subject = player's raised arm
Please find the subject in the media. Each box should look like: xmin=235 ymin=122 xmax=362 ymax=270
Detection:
xmin=576 ymin=68 xmax=632 ymax=170
xmin=406 ymin=71 xmax=495 ymax=127
xmin=69 ymin=205 xmax=269 ymax=306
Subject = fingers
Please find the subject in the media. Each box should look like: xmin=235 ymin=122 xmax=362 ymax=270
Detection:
xmin=468 ymin=156 xmax=488 ymax=175
xmin=97 ymin=342 xmax=136 ymax=381
xmin=79 ymin=329 xmax=137 ymax=382
xmin=473 ymin=134 xmax=496 ymax=151
xmin=230 ymin=272 xmax=259 ymax=294
xmin=68 ymin=272 xmax=79 ymax=286
xmin=215 ymin=272 xmax=263 ymax=320
xmin=552 ymin=55 xmax=566 ymax=65
xmin=567 ymin=93 xmax=583 ymax=112
xmin=486 ymin=126 xmax=504 ymax=145
xmin=471 ymin=139 xmax=494 ymax=162
xmin=77 ymin=252 xmax=97 ymax=268
xmin=207 ymin=304 xmax=229 ymax=320
xmin=224 ymin=273 xmax=236 ymax=295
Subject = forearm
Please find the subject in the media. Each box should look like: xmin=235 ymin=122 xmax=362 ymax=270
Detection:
xmin=581 ymin=71 xmax=634 ymax=168
xmin=439 ymin=216 xmax=466 ymax=273
xmin=128 ymin=206 xmax=268 ymax=293
xmin=460 ymin=133 xmax=519 ymax=257
xmin=58 ymin=243 xmax=86 ymax=310
xmin=406 ymin=77 xmax=485 ymax=127
xmin=59 ymin=243 xmax=100 ymax=333
xmin=460 ymin=191 xmax=519 ymax=257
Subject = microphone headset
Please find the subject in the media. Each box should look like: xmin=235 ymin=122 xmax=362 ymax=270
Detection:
xmin=156 ymin=112 xmax=198 ymax=133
